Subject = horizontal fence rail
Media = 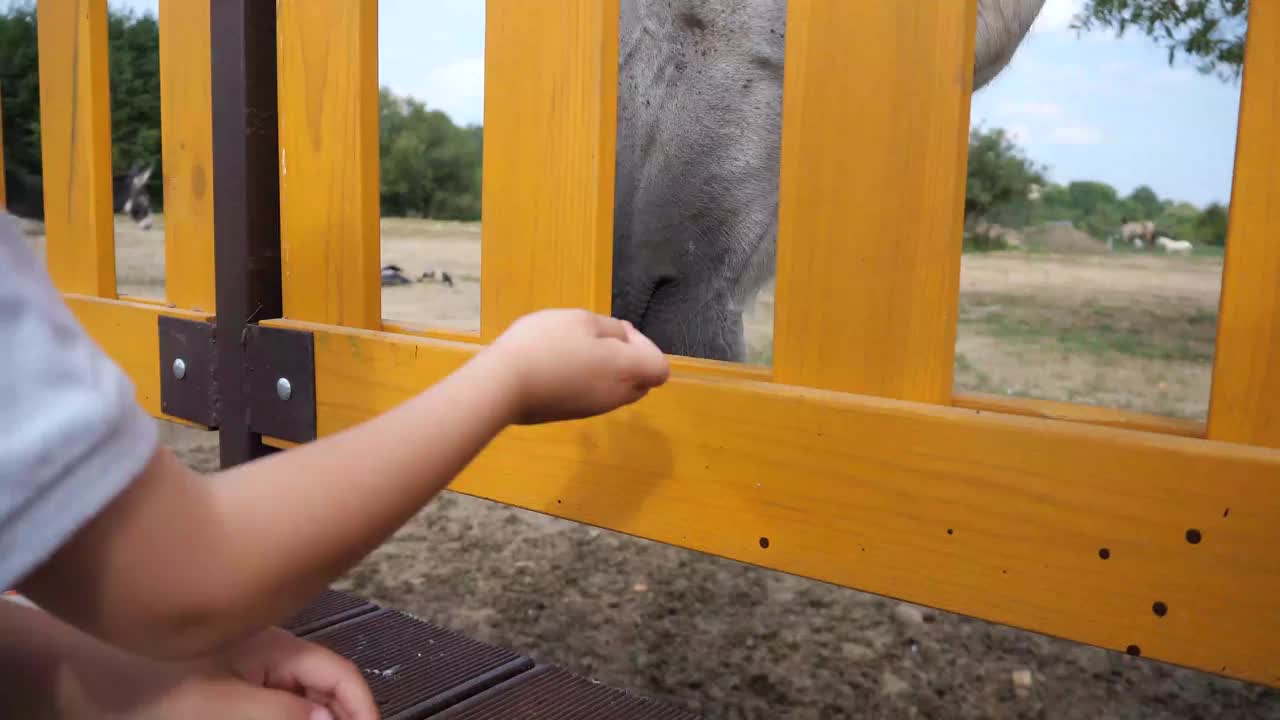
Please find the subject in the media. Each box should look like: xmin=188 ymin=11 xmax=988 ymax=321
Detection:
xmin=260 ymin=316 xmax=1280 ymax=687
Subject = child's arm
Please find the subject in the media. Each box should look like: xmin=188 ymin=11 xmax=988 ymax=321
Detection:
xmin=0 ymin=597 xmax=377 ymax=719
xmin=18 ymin=310 xmax=669 ymax=661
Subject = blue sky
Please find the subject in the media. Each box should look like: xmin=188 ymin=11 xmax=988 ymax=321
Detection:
xmin=973 ymin=0 xmax=1243 ymax=207
xmin=114 ymin=0 xmax=1241 ymax=207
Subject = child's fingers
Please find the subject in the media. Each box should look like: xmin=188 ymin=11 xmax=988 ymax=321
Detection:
xmin=623 ymin=321 xmax=665 ymax=358
xmin=589 ymin=312 xmax=631 ymax=342
xmin=266 ymin=653 xmax=378 ymax=720
xmin=610 ymin=335 xmax=670 ymax=389
xmin=180 ymin=676 xmax=325 ymax=720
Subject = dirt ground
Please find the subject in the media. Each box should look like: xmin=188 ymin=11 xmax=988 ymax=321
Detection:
xmin=37 ymin=217 xmax=1280 ymax=718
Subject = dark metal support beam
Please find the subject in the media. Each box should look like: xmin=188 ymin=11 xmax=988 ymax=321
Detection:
xmin=210 ymin=0 xmax=283 ymax=467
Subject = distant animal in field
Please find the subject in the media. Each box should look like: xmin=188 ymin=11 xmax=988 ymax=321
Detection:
xmin=381 ymin=264 xmax=412 ymax=286
xmin=2 ymin=162 xmax=156 ymax=230
xmin=418 ymin=269 xmax=454 ymax=288
xmin=1155 ymin=236 xmax=1193 ymax=256
xmin=1119 ymin=220 xmax=1156 ymax=249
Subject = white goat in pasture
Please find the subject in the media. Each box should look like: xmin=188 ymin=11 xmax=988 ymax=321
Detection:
xmin=1155 ymin=236 xmax=1194 ymax=256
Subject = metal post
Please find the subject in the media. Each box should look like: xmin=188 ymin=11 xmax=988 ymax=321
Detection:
xmin=210 ymin=0 xmax=283 ymax=467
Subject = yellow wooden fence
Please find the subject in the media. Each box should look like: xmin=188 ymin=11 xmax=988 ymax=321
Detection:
xmin=20 ymin=0 xmax=1280 ymax=688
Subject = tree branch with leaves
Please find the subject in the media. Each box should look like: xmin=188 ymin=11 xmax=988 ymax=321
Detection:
xmin=1072 ymin=0 xmax=1248 ymax=81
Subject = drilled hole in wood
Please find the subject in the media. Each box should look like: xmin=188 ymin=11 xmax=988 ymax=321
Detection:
xmin=1152 ymin=601 xmax=1168 ymax=617
xmin=946 ymin=528 xmax=954 ymax=536
xmin=1126 ymin=645 xmax=1142 ymax=657
xmin=1098 ymin=548 xmax=1111 ymax=560
xmin=1186 ymin=529 xmax=1202 ymax=544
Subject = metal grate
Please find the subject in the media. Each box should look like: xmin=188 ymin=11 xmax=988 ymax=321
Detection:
xmin=306 ymin=608 xmax=533 ymax=719
xmin=281 ymin=589 xmax=378 ymax=636
xmin=431 ymin=665 xmax=703 ymax=720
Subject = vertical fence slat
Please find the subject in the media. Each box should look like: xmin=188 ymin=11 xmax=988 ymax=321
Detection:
xmin=1208 ymin=5 xmax=1280 ymax=449
xmin=158 ymin=0 xmax=216 ymax=312
xmin=276 ymin=0 xmax=381 ymax=329
xmin=37 ymin=0 xmax=115 ymax=297
xmin=771 ymin=1 xmax=976 ymax=401
xmin=479 ymin=0 xmax=618 ymax=340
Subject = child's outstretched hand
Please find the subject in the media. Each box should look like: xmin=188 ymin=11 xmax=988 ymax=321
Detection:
xmin=481 ymin=309 xmax=670 ymax=425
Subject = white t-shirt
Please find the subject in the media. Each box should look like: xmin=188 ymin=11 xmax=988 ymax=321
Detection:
xmin=0 ymin=212 xmax=158 ymax=590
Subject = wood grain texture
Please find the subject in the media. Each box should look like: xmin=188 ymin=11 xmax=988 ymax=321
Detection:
xmin=1208 ymin=5 xmax=1280 ymax=449
xmin=772 ymin=0 xmax=976 ymax=401
xmin=276 ymin=0 xmax=380 ymax=328
xmin=65 ymin=295 xmax=213 ymax=427
xmin=479 ymin=0 xmax=618 ymax=340
xmin=955 ymin=393 xmax=1205 ymax=438
xmin=158 ymin=0 xmax=216 ymax=312
xmin=262 ymin=317 xmax=1280 ymax=688
xmin=37 ymin=0 xmax=116 ymax=297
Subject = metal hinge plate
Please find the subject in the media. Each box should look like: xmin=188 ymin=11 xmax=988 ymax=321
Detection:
xmin=158 ymin=315 xmax=220 ymax=427
xmin=244 ymin=324 xmax=316 ymax=443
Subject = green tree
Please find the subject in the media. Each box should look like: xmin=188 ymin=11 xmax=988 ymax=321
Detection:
xmin=0 ymin=3 xmax=42 ymax=184
xmin=1155 ymin=201 xmax=1204 ymax=242
xmin=1065 ymin=181 xmax=1119 ymax=216
xmin=107 ymin=7 xmax=162 ymax=205
xmin=1073 ymin=0 xmax=1248 ymax=81
xmin=377 ymin=86 xmax=482 ymax=221
xmin=964 ymin=126 xmax=1045 ymax=222
xmin=1 ymin=3 xmax=163 ymax=205
xmin=1125 ymin=185 xmax=1162 ymax=219
xmin=1194 ymin=202 xmax=1229 ymax=246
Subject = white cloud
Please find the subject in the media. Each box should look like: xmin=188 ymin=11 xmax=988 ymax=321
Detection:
xmin=409 ymin=56 xmax=486 ymax=126
xmin=1049 ymin=125 xmax=1104 ymax=145
xmin=1006 ymin=123 xmax=1034 ymax=144
xmin=995 ymin=100 xmax=1064 ymax=119
xmin=1030 ymin=0 xmax=1085 ymax=34
xmin=1100 ymin=61 xmax=1136 ymax=75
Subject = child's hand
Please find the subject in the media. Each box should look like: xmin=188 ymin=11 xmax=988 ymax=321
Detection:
xmin=482 ymin=309 xmax=670 ymax=425
xmin=214 ymin=626 xmax=378 ymax=720
xmin=56 ymin=625 xmax=377 ymax=720
xmin=130 ymin=671 xmax=355 ymax=720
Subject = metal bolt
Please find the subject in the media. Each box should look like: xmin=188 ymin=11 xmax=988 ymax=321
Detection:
xmin=172 ymin=358 xmax=187 ymax=380
xmin=276 ymin=377 xmax=292 ymax=401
